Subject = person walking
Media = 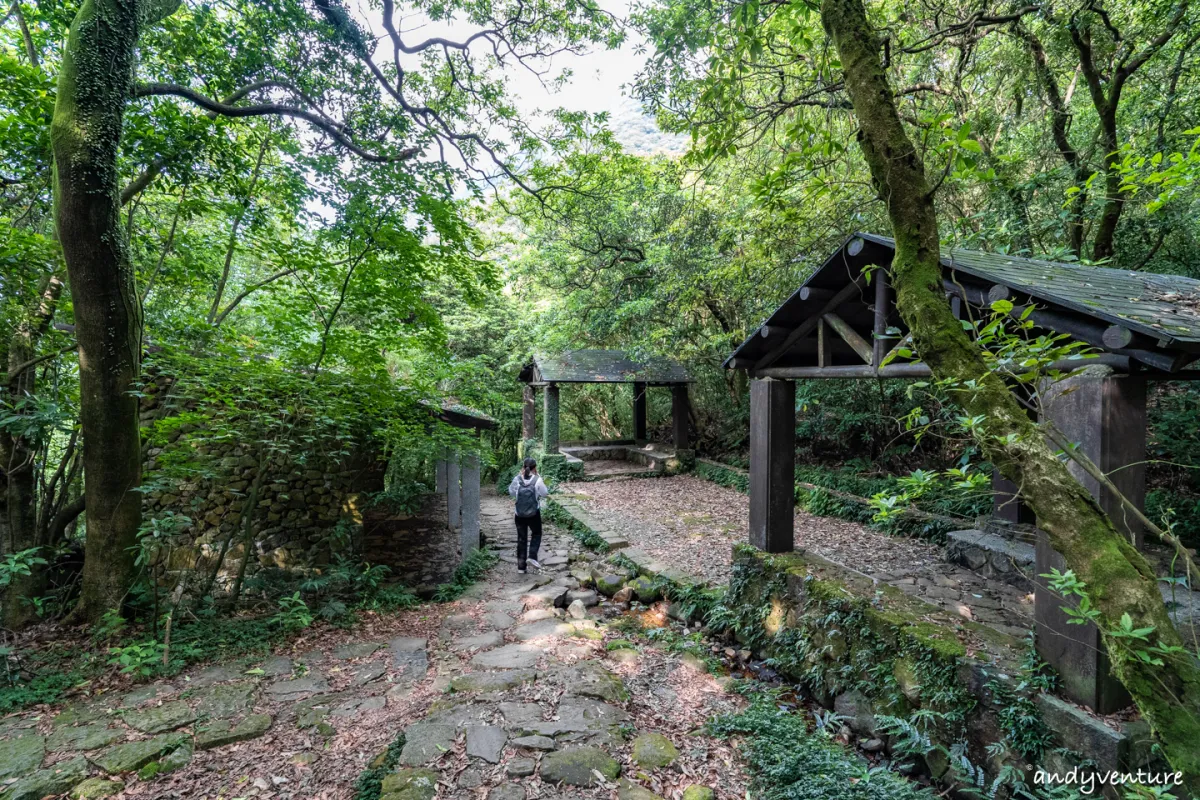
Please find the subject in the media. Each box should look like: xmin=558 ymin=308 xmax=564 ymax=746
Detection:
xmin=508 ymin=457 xmax=549 ymax=573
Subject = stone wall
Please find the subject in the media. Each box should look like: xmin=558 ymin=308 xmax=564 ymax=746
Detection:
xmin=138 ymin=375 xmax=385 ymax=582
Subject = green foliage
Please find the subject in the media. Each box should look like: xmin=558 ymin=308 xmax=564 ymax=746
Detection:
xmin=543 ymin=500 xmax=610 ymax=552
xmin=432 ymin=549 xmax=499 ymax=603
xmin=272 ymin=592 xmax=315 ymax=632
xmin=366 ymin=482 xmax=430 ymax=516
xmin=710 ymin=693 xmax=935 ymax=800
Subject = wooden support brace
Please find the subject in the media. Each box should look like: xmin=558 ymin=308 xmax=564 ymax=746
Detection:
xmin=755 ymin=278 xmax=866 ymax=369
xmin=823 ymin=312 xmax=875 ymax=365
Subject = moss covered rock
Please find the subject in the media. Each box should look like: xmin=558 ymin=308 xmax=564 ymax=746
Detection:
xmin=682 ymin=786 xmax=715 ymax=800
xmin=380 ymin=767 xmax=439 ymax=800
xmin=631 ymin=733 xmax=678 ymax=768
xmin=69 ymin=778 xmax=124 ymax=799
xmin=540 ymin=747 xmax=620 ymax=786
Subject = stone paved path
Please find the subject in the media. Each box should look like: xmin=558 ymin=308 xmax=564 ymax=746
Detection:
xmin=0 ymin=490 xmax=746 ymax=800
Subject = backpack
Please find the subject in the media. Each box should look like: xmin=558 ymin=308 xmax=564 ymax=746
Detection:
xmin=515 ymin=474 xmax=539 ymax=517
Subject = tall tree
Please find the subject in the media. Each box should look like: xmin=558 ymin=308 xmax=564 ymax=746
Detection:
xmin=634 ymin=0 xmax=1200 ymax=781
xmin=46 ymin=0 xmax=616 ymax=620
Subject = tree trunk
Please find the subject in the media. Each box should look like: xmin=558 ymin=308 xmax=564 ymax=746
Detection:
xmin=51 ymin=0 xmax=144 ymax=623
xmin=3 ymin=276 xmax=65 ymax=628
xmin=820 ymin=0 xmax=1200 ymax=783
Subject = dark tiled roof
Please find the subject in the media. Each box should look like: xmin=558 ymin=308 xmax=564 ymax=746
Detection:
xmin=420 ymin=399 xmax=498 ymax=430
xmin=859 ymin=232 xmax=1200 ymax=344
xmin=521 ymin=350 xmax=691 ymax=384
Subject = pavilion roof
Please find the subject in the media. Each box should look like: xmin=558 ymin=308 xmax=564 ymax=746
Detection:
xmin=520 ymin=350 xmax=691 ymax=385
xmin=725 ymin=233 xmax=1200 ymax=377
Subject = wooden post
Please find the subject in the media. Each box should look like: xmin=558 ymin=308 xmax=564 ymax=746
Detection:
xmin=522 ymin=385 xmax=537 ymax=441
xmin=633 ymin=382 xmax=648 ymax=442
xmin=1035 ymin=372 xmax=1147 ymax=714
xmin=749 ymin=378 xmax=795 ymax=553
xmin=671 ymin=384 xmax=690 ymax=451
xmin=872 ymin=269 xmax=889 ymax=365
xmin=460 ymin=453 xmax=480 ymax=559
xmin=817 ymin=318 xmax=832 ymax=368
xmin=543 ymin=383 xmax=560 ymax=454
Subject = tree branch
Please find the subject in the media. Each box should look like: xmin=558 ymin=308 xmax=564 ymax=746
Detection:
xmin=133 ymin=83 xmax=420 ymax=163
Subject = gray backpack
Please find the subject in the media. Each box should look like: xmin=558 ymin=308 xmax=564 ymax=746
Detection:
xmin=515 ymin=475 xmax=539 ymax=517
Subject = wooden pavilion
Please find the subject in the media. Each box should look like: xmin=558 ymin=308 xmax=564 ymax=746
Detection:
xmin=519 ymin=350 xmax=693 ymax=464
xmin=725 ymin=232 xmax=1200 ymax=713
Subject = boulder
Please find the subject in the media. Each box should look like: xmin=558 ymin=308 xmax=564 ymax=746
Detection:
xmin=593 ymin=573 xmax=626 ymax=597
xmin=833 ymin=690 xmax=878 ymax=737
xmin=465 ymin=725 xmax=507 ymax=763
xmin=450 ymin=669 xmax=535 ymax=693
xmin=489 ymin=783 xmax=527 ymax=800
xmin=567 ymin=600 xmax=588 ymax=619
xmin=628 ymin=576 xmax=660 ymax=604
xmin=566 ymin=589 xmax=599 ymax=607
xmin=398 ymin=723 xmax=457 ymax=766
xmin=505 ymin=757 xmax=536 ymax=777
xmin=682 ymin=787 xmax=715 ymax=800
xmin=47 ymin=724 xmax=124 ymax=752
xmin=631 ymin=732 xmax=679 ymax=768
xmin=510 ymin=735 xmax=555 ymax=750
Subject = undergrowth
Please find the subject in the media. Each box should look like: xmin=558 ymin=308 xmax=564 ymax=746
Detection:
xmin=433 ymin=548 xmax=499 ymax=602
xmin=710 ymin=692 xmax=935 ymax=800
xmin=354 ymin=731 xmax=408 ymax=800
xmin=694 ymin=460 xmax=986 ymax=542
xmin=543 ymin=500 xmax=610 ymax=552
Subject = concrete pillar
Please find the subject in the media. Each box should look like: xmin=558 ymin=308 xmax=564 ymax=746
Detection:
xmin=992 ymin=470 xmax=1036 ymax=525
xmin=633 ymin=382 xmax=647 ymax=442
xmin=435 ymin=454 xmax=448 ymax=494
xmin=460 ymin=453 xmax=480 ymax=559
xmin=446 ymin=452 xmax=461 ymax=532
xmin=543 ymin=383 xmax=560 ymax=454
xmin=671 ymin=384 xmax=690 ymax=451
xmin=522 ymin=385 xmax=538 ymax=442
xmin=1035 ymin=372 xmax=1147 ymax=714
xmin=748 ymin=378 xmax=795 ymax=553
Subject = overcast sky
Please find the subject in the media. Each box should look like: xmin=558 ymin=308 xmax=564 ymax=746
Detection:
xmin=352 ymin=0 xmax=685 ymax=156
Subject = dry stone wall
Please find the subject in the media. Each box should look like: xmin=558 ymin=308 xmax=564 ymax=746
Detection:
xmin=138 ymin=376 xmax=385 ymax=584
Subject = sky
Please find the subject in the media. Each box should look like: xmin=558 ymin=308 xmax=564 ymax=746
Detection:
xmin=351 ymin=0 xmax=686 ymax=157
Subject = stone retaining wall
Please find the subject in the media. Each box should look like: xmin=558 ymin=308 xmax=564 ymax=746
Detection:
xmin=550 ymin=497 xmax=1161 ymax=797
xmin=138 ymin=374 xmax=385 ymax=581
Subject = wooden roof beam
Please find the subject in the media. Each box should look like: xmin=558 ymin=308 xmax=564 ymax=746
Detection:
xmin=754 ymin=276 xmax=867 ymax=370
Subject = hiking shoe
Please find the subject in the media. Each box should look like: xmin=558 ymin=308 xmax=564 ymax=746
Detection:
xmin=527 ymin=558 xmax=541 ymax=569
xmin=517 ymin=568 xmax=527 ymax=574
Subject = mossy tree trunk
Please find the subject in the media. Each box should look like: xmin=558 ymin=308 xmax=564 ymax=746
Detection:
xmin=820 ymin=0 xmax=1200 ymax=783
xmin=51 ymin=0 xmax=147 ymax=622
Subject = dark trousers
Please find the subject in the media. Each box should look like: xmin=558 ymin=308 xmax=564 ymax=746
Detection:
xmin=515 ymin=512 xmax=542 ymax=569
